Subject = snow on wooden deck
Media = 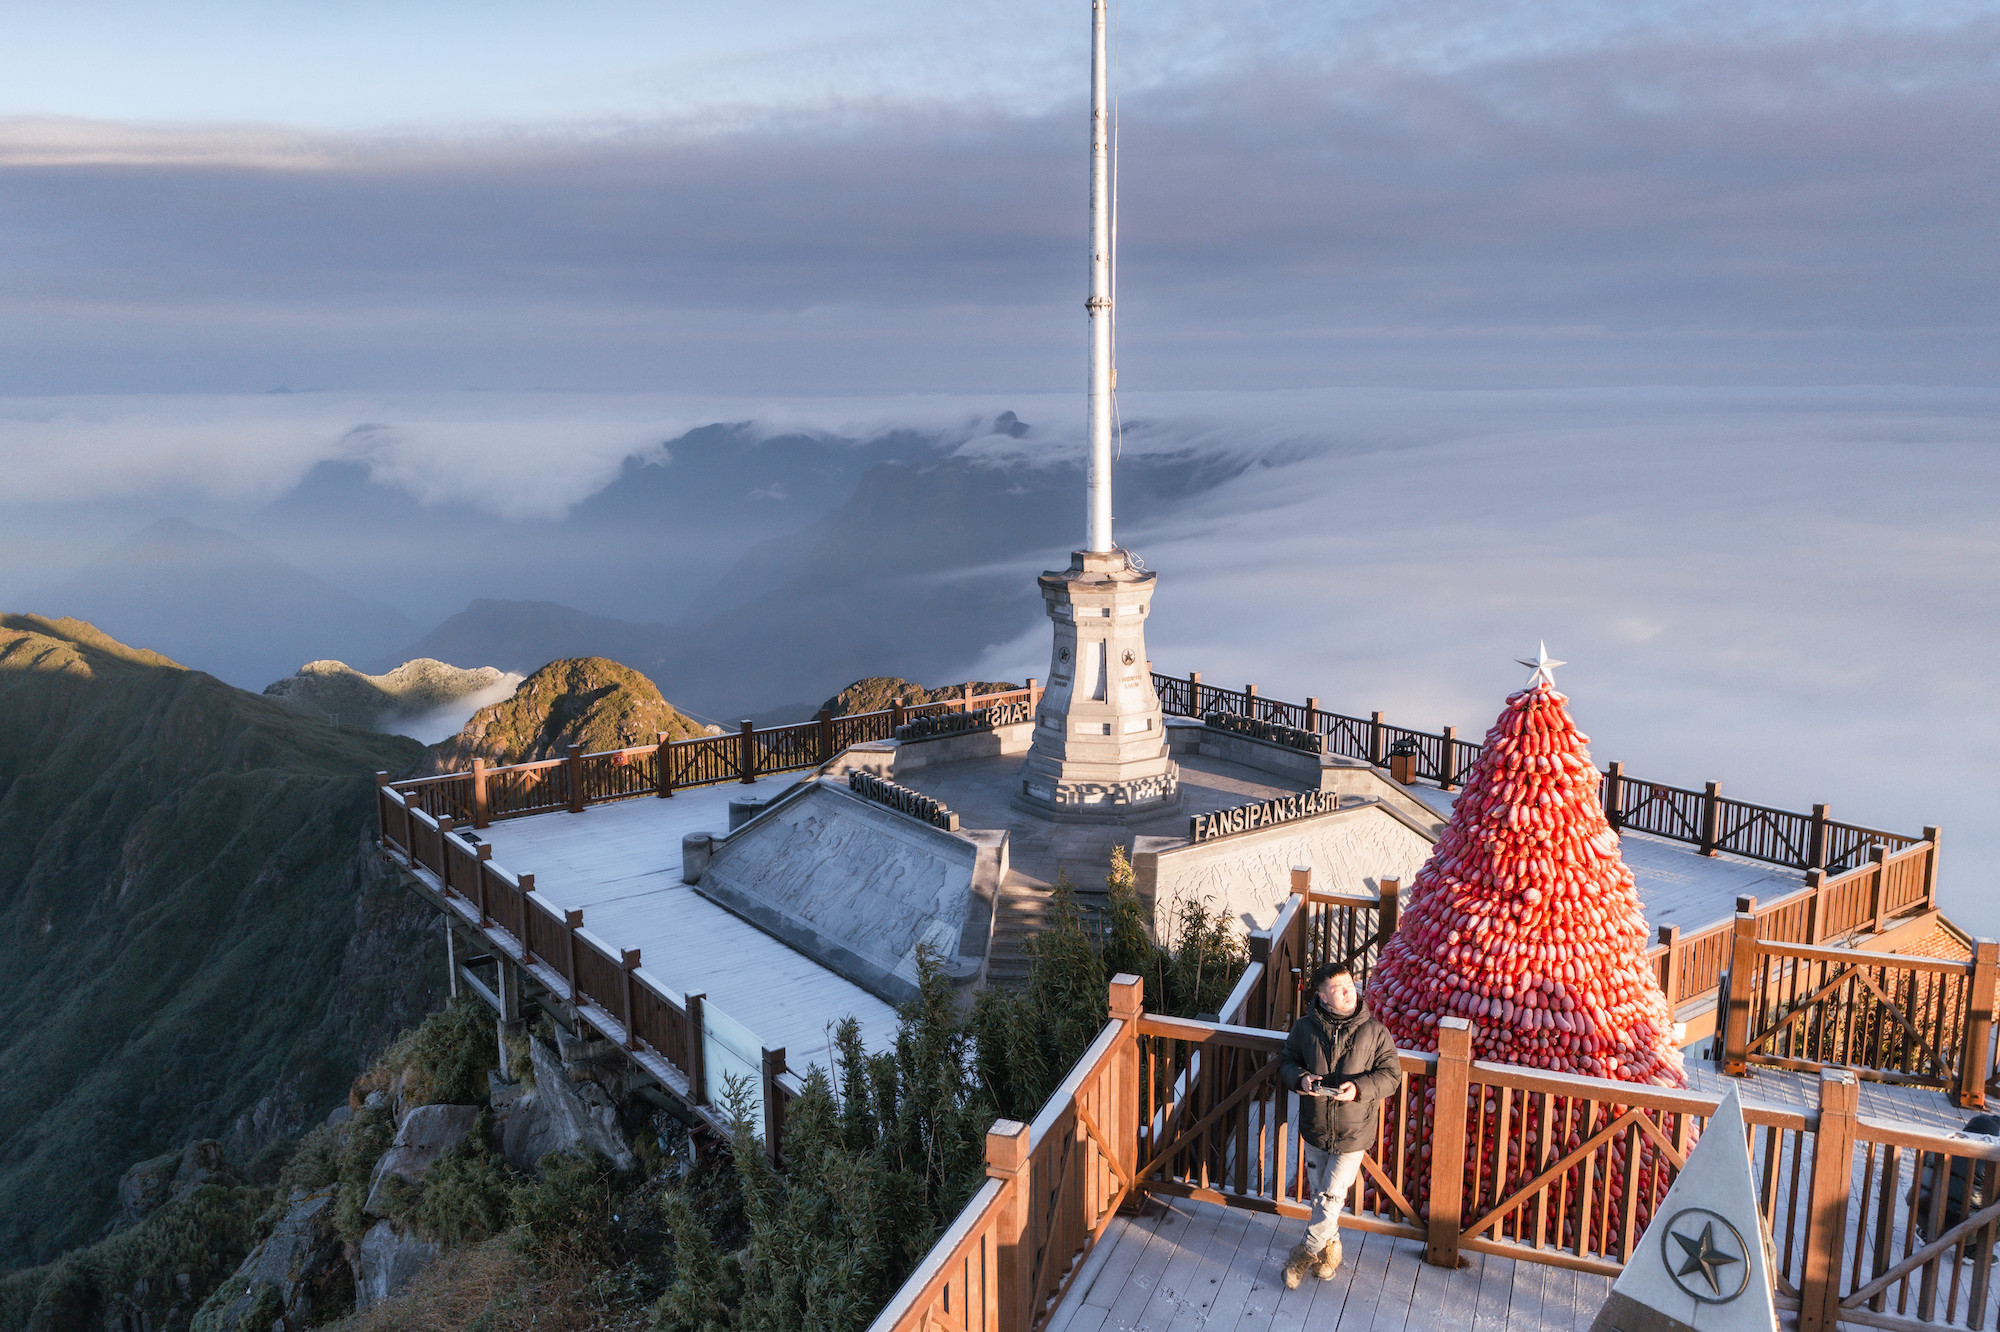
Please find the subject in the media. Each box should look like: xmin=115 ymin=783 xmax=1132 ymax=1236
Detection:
xmin=1046 ymin=1197 xmax=1612 ymax=1332
xmin=472 ymin=782 xmax=903 ymax=1073
xmin=1406 ymin=785 xmax=1804 ymax=939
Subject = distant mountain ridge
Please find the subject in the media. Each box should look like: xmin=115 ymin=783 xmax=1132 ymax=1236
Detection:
xmin=263 ymin=658 xmax=516 ymax=732
xmin=25 ymin=519 xmax=417 ymax=691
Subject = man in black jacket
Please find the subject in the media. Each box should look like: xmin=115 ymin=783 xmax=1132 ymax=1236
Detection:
xmin=1277 ymin=961 xmax=1401 ymax=1288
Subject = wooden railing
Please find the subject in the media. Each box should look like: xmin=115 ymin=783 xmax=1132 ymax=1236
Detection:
xmin=378 ymin=782 xmax=799 ymax=1154
xmin=875 ymin=985 xmax=2000 ymax=1332
xmin=382 ymin=684 xmax=1041 ymax=830
xmin=1722 ymin=916 xmax=1999 ymax=1102
xmin=865 ymin=977 xmax=1142 ymax=1332
xmin=1153 ymin=669 xmax=1936 ymax=878
xmin=1231 ymin=858 xmax=1990 ymax=1108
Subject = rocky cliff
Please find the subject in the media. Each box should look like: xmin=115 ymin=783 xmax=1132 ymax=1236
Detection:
xmin=0 ymin=615 xmax=444 ymax=1268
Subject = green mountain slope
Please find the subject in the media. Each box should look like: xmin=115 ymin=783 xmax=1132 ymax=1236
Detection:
xmin=426 ymin=656 xmax=709 ymax=772
xmin=0 ymin=615 xmax=442 ymax=1269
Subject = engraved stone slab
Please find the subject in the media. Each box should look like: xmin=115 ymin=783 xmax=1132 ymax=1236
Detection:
xmin=1590 ymin=1087 xmax=1778 ymax=1332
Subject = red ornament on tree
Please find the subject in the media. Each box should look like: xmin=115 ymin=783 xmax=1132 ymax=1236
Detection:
xmin=1368 ymin=649 xmax=1688 ymax=1241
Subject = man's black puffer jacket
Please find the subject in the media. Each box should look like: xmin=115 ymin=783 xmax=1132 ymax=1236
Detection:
xmin=1277 ymin=997 xmax=1401 ymax=1153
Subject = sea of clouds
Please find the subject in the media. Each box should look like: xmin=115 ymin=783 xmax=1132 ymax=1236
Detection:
xmin=2 ymin=384 xmax=1995 ymax=933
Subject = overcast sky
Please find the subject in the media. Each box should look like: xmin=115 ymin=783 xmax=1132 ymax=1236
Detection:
xmin=3 ymin=0 xmax=1994 ymax=394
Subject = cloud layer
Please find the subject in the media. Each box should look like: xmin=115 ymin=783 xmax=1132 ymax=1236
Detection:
xmin=2 ymin=8 xmax=1994 ymax=393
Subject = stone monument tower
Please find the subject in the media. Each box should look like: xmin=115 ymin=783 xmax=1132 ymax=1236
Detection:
xmin=1015 ymin=0 xmax=1179 ymax=820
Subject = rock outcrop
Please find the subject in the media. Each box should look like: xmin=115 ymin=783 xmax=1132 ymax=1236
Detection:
xmin=116 ymin=1140 xmax=242 ymax=1227
xmin=496 ymin=1037 xmax=637 ymax=1173
xmin=354 ymin=1220 xmax=440 ymax=1312
xmin=362 ymin=1103 xmax=480 ymax=1215
xmin=193 ymin=1187 xmax=351 ymax=1332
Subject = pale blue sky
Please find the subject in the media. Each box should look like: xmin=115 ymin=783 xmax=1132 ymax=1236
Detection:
xmin=6 ymin=1 xmax=1984 ymax=130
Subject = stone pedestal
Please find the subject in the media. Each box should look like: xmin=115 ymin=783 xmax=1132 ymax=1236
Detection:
xmin=1014 ymin=549 xmax=1179 ymax=820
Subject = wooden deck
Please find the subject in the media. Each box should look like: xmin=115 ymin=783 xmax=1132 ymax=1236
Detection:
xmin=1047 ymin=1197 xmax=1613 ymax=1332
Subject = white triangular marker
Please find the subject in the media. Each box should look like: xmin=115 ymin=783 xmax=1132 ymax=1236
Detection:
xmin=1589 ymin=1088 xmax=1779 ymax=1332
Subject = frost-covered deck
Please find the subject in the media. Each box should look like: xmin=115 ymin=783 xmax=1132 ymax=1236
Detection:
xmin=1046 ymin=1197 xmax=1611 ymax=1332
xmin=471 ymin=781 xmax=903 ymax=1074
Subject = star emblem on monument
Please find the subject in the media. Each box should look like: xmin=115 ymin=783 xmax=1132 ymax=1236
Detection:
xmin=1515 ymin=641 xmax=1566 ymax=689
xmin=1659 ymin=1209 xmax=1749 ymax=1303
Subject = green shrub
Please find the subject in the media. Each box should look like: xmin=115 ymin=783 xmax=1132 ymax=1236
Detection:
xmin=411 ymin=1114 xmax=519 ymax=1246
xmin=513 ymin=1149 xmax=640 ymax=1268
xmin=334 ymin=1107 xmax=394 ymax=1242
xmin=378 ymin=997 xmax=498 ymax=1109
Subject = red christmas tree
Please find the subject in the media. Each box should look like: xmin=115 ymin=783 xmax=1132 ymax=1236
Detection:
xmin=1366 ymin=653 xmax=1688 ymax=1244
xmin=1372 ymin=662 xmax=1684 ymax=1082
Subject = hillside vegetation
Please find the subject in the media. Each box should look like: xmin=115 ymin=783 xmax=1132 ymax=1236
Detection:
xmin=428 ymin=658 xmax=710 ymax=772
xmin=0 ymin=615 xmax=441 ymax=1268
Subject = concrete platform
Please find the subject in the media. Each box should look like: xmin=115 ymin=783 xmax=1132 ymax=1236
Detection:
xmin=468 ymin=782 xmax=904 ymax=1080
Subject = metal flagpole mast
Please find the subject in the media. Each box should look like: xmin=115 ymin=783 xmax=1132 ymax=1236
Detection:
xmin=1086 ymin=0 xmax=1113 ymax=553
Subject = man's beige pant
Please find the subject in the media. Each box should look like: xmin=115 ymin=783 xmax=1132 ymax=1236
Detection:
xmin=1303 ymin=1145 xmax=1366 ymax=1253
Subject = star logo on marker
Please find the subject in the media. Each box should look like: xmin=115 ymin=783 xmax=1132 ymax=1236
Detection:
xmin=1515 ymin=641 xmax=1565 ymax=689
xmin=1660 ymin=1209 xmax=1749 ymax=1303
xmin=1672 ymin=1222 xmax=1741 ymax=1295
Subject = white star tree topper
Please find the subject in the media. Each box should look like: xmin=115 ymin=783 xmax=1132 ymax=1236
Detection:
xmin=1516 ymin=641 xmax=1566 ymax=689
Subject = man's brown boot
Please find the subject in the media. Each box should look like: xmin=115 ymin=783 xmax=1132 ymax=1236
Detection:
xmin=1314 ymin=1237 xmax=1343 ymax=1279
xmin=1282 ymin=1243 xmax=1314 ymax=1290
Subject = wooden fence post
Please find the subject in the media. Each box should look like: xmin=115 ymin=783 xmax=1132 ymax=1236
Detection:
xmin=1802 ymin=869 xmax=1824 ymax=944
xmin=1922 ymin=826 xmax=1942 ymax=908
xmin=1377 ymin=878 xmax=1400 ymax=948
xmin=1721 ymin=913 xmax=1758 ymax=1076
xmin=987 ymin=1119 xmax=1033 ymax=1332
xmin=471 ymin=757 xmax=490 ymax=828
xmin=1244 ymin=683 xmax=1259 ymax=719
xmin=1604 ymin=761 xmax=1623 ymax=829
xmin=1957 ymin=939 xmax=1997 ymax=1109
xmin=474 ymin=844 xmax=493 ymax=926
xmin=1291 ymin=866 xmax=1311 ymax=896
xmin=1700 ymin=781 xmax=1722 ymax=856
xmin=892 ymin=696 xmax=906 ymax=730
xmin=1369 ymin=712 xmax=1385 ymax=767
xmin=1426 ymin=1017 xmax=1474 ymax=1268
xmin=816 ymin=710 xmax=834 ymax=765
xmin=1188 ymin=671 xmax=1201 ymax=716
xmin=620 ymin=948 xmax=641 ymax=1051
xmin=739 ymin=720 xmax=756 ymax=784
xmin=517 ymin=874 xmax=536 ymax=964
xmin=564 ymin=909 xmax=583 ymax=1005
xmin=1305 ymin=696 xmax=1320 ymax=728
xmin=761 ymin=1048 xmax=786 ymax=1163
xmin=1867 ymin=844 xmax=1888 ymax=933
xmin=1809 ymin=803 xmax=1830 ymax=870
xmin=566 ymin=744 xmax=584 ymax=813
xmin=963 ymin=682 xmax=974 ymax=713
xmin=1798 ymin=1067 xmax=1859 ymax=1332
xmin=1108 ymin=974 xmax=1143 ymax=1198
xmin=685 ymin=993 xmax=707 ymax=1105
xmin=1027 ymin=677 xmax=1041 ymax=712
xmin=656 ymin=732 xmax=675 ymax=798
xmin=1246 ymin=932 xmax=1271 ymax=1029
xmin=1657 ymin=925 xmax=1680 ymax=1014
xmin=1439 ymin=726 xmax=1458 ymax=790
